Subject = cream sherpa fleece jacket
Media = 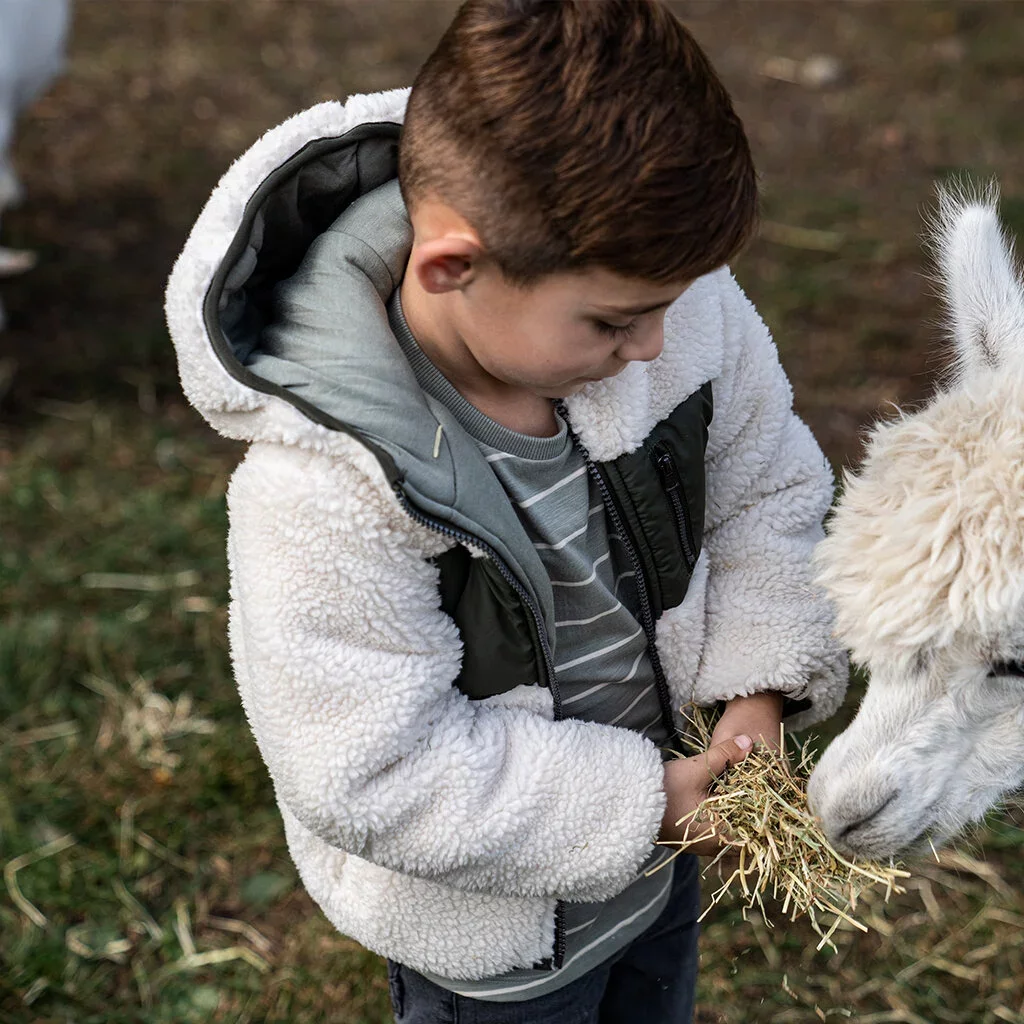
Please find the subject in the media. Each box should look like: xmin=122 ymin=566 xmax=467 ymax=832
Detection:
xmin=165 ymin=88 xmax=848 ymax=980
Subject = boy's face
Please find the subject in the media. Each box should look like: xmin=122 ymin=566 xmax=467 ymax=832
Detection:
xmin=453 ymin=265 xmax=690 ymax=399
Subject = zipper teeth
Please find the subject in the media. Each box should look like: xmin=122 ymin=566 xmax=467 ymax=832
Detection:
xmin=654 ymin=446 xmax=697 ymax=571
xmin=665 ymin=482 xmax=697 ymax=572
xmin=391 ymin=483 xmax=567 ymax=971
xmin=392 ymin=485 xmax=560 ymax=712
xmin=553 ymin=902 xmax=567 ymax=969
xmin=552 ymin=404 xmax=675 ymax=737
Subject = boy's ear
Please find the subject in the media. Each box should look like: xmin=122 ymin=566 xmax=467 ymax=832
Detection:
xmin=410 ymin=234 xmax=483 ymax=294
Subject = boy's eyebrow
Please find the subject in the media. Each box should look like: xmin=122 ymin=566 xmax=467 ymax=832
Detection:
xmin=591 ymin=298 xmax=675 ymax=317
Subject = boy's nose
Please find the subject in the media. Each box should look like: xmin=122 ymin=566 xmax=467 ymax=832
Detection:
xmin=619 ymin=325 xmax=665 ymax=363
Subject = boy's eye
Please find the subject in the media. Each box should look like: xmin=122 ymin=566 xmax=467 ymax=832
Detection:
xmin=594 ymin=319 xmax=638 ymax=338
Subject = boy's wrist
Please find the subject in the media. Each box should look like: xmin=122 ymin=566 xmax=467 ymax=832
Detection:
xmin=711 ymin=691 xmax=784 ymax=752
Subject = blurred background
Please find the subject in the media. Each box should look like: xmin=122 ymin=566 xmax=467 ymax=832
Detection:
xmin=2 ymin=2 xmax=1023 ymax=1022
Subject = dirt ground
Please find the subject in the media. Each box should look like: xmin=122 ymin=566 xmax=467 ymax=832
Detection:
xmin=4 ymin=3 xmax=1024 ymax=1023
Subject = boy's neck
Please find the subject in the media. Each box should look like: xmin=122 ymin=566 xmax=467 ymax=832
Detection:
xmin=399 ymin=272 xmax=559 ymax=438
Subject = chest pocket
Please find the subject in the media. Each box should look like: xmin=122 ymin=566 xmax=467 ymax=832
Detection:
xmin=597 ymin=383 xmax=712 ymax=620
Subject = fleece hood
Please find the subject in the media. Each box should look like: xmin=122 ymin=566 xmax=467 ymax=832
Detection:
xmin=165 ymin=88 xmax=731 ymax=463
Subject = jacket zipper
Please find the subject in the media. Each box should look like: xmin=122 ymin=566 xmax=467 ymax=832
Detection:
xmin=584 ymin=461 xmax=679 ymax=743
xmin=390 ymin=483 xmax=568 ymax=969
xmin=652 ymin=444 xmax=697 ymax=573
xmin=552 ymin=402 xmax=678 ymax=744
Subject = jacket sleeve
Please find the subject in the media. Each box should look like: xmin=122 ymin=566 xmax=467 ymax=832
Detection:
xmin=226 ymin=440 xmax=668 ymax=903
xmin=693 ymin=273 xmax=848 ymax=729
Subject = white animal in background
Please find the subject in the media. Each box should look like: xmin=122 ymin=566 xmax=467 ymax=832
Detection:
xmin=807 ymin=183 xmax=1024 ymax=860
xmin=0 ymin=0 xmax=70 ymax=325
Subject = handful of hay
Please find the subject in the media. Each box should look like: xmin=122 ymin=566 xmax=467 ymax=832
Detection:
xmin=657 ymin=709 xmax=911 ymax=950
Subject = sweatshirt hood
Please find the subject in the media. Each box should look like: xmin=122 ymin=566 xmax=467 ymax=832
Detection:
xmin=165 ymin=90 xmax=416 ymax=465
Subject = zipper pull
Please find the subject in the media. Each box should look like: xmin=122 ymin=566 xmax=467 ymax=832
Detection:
xmin=654 ymin=448 xmax=681 ymax=491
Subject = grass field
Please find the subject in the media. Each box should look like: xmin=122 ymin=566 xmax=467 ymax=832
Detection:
xmin=4 ymin=3 xmax=1024 ymax=1022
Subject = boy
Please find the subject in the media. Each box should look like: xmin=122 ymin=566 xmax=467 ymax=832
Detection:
xmin=165 ymin=1 xmax=847 ymax=1020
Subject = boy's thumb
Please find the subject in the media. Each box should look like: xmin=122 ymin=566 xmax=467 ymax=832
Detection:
xmin=701 ymin=734 xmax=753 ymax=781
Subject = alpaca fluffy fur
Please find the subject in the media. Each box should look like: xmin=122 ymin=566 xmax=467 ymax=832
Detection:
xmin=808 ymin=187 xmax=1024 ymax=860
xmin=815 ymin=373 xmax=1024 ymax=669
xmin=0 ymin=0 xmax=69 ymax=328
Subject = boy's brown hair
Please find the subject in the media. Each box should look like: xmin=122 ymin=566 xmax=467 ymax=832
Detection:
xmin=399 ymin=0 xmax=758 ymax=286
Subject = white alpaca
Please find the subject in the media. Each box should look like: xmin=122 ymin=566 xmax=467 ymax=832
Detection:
xmin=806 ymin=184 xmax=1024 ymax=860
xmin=0 ymin=0 xmax=69 ymax=325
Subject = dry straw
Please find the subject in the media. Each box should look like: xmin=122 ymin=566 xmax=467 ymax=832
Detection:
xmin=655 ymin=707 xmax=911 ymax=951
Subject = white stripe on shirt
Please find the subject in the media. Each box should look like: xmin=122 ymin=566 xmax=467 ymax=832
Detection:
xmin=555 ymin=626 xmax=644 ymax=673
xmin=550 ymin=552 xmax=610 ymax=588
xmin=554 ymin=601 xmax=622 ymax=628
xmin=612 ymin=570 xmax=636 ymax=596
xmin=608 ymin=684 xmax=656 ymax=726
xmin=517 ymin=466 xmax=587 ymax=509
xmin=565 ymin=916 xmax=599 ymax=937
xmin=559 ymin=650 xmax=647 ymax=706
xmin=640 ymin=711 xmax=666 ymax=737
xmin=644 ymin=848 xmax=675 ymax=874
xmin=535 ymin=523 xmax=589 ymax=552
xmin=535 ymin=505 xmax=605 ymax=551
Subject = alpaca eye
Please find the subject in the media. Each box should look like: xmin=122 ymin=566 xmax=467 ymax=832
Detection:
xmin=988 ymin=661 xmax=1024 ymax=679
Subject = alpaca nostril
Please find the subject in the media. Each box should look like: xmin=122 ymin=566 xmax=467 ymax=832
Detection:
xmin=836 ymin=791 xmax=899 ymax=841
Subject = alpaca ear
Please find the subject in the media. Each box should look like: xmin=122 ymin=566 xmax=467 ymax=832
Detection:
xmin=931 ymin=181 xmax=1024 ymax=382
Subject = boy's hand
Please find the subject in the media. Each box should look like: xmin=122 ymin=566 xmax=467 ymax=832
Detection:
xmin=659 ymin=693 xmax=784 ymax=856
xmin=659 ymin=734 xmax=752 ymax=855
xmin=710 ymin=690 xmax=784 ymax=755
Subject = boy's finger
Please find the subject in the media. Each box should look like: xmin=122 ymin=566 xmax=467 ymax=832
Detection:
xmin=697 ymin=734 xmax=752 ymax=784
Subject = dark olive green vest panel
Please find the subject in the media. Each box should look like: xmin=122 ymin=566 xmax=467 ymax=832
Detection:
xmin=597 ymin=384 xmax=712 ymax=621
xmin=435 ymin=384 xmax=713 ymax=700
xmin=434 ymin=546 xmax=543 ymax=700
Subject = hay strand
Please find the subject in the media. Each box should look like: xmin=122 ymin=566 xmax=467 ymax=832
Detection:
xmin=656 ymin=708 xmax=909 ymax=948
xmin=4 ymin=833 xmax=77 ymax=928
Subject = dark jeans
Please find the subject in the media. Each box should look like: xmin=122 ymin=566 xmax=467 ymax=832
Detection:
xmin=387 ymin=854 xmax=700 ymax=1024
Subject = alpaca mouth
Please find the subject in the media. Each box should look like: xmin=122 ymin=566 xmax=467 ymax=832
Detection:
xmin=903 ymin=801 xmax=948 ymax=855
xmin=836 ymin=791 xmax=899 ymax=843
xmin=905 ymin=825 xmax=939 ymax=855
xmin=837 ymin=796 xmax=944 ymax=859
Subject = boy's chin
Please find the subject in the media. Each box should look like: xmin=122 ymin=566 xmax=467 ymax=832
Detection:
xmin=537 ymin=379 xmax=596 ymax=399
